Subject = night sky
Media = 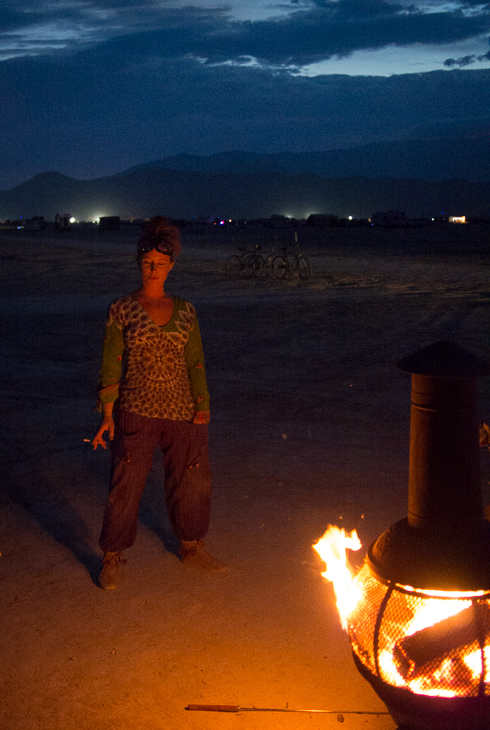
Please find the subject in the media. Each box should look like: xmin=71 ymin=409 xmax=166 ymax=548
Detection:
xmin=1 ymin=0 xmax=489 ymax=189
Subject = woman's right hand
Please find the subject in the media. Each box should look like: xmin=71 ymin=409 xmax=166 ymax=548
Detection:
xmin=92 ymin=416 xmax=115 ymax=450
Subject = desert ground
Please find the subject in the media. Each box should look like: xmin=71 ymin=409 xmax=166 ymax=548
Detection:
xmin=0 ymin=222 xmax=489 ymax=730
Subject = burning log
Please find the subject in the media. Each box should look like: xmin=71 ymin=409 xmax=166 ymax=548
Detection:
xmin=393 ymin=603 xmax=487 ymax=682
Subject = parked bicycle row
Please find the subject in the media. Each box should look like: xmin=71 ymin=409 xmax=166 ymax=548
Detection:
xmin=225 ymin=245 xmax=311 ymax=280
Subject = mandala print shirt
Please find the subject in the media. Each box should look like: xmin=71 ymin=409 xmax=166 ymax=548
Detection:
xmin=97 ymin=294 xmax=210 ymax=421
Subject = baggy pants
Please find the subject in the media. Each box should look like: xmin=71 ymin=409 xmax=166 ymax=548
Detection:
xmin=99 ymin=409 xmax=211 ymax=552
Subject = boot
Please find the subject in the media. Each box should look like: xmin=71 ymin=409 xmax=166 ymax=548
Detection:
xmin=98 ymin=551 xmax=126 ymax=590
xmin=179 ymin=540 xmax=228 ymax=573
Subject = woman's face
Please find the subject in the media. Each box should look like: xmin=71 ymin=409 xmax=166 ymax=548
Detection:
xmin=140 ymin=248 xmax=174 ymax=287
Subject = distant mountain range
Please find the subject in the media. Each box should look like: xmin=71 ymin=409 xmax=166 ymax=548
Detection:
xmin=1 ymin=138 xmax=489 ymax=221
xmin=126 ymin=139 xmax=490 ymax=183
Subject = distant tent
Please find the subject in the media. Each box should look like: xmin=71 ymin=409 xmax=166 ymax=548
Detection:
xmin=55 ymin=213 xmax=71 ymax=231
xmin=99 ymin=216 xmax=120 ymax=231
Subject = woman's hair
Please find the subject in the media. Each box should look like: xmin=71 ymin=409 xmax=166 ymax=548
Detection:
xmin=137 ymin=216 xmax=182 ymax=263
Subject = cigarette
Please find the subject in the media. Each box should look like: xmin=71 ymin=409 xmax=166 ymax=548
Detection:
xmin=83 ymin=439 xmax=91 ymax=442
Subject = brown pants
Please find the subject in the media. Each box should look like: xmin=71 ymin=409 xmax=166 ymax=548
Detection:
xmin=99 ymin=409 xmax=211 ymax=552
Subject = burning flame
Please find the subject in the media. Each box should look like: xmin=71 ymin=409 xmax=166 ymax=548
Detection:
xmin=313 ymin=524 xmax=490 ymax=698
xmin=312 ymin=525 xmax=362 ymax=629
xmin=403 ymin=596 xmax=472 ymax=637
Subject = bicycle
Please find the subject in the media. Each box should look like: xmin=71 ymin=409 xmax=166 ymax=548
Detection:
xmin=225 ymin=245 xmax=265 ymax=278
xmin=264 ymin=252 xmax=276 ymax=278
xmin=272 ymin=245 xmax=311 ymax=280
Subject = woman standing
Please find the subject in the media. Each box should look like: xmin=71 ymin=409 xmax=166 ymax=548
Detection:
xmin=92 ymin=217 xmax=226 ymax=589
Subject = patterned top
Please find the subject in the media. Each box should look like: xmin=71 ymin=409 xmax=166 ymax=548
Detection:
xmin=97 ymin=294 xmax=210 ymax=421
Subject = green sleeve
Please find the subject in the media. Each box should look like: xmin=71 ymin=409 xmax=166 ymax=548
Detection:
xmin=97 ymin=319 xmax=124 ymax=407
xmin=185 ymin=312 xmax=210 ymax=412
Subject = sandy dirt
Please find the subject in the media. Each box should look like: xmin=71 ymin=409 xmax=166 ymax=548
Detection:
xmin=0 ymin=223 xmax=489 ymax=730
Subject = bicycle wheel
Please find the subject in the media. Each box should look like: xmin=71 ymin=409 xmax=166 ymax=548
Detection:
xmin=252 ymin=255 xmax=265 ymax=277
xmin=298 ymin=254 xmax=311 ymax=280
xmin=242 ymin=253 xmax=255 ymax=278
xmin=264 ymin=255 xmax=275 ymax=278
xmin=286 ymin=253 xmax=299 ymax=274
xmin=225 ymin=255 xmax=242 ymax=277
xmin=273 ymin=255 xmax=288 ymax=279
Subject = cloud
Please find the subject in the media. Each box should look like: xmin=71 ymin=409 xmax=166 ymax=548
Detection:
xmin=193 ymin=6 xmax=490 ymax=66
xmin=0 ymin=7 xmax=48 ymax=33
xmin=0 ymin=0 xmax=489 ymax=66
xmin=444 ymin=49 xmax=490 ymax=66
xmin=0 ymin=1 xmax=224 ymax=60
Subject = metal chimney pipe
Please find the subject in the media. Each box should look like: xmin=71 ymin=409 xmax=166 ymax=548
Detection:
xmin=399 ymin=343 xmax=487 ymax=538
xmin=367 ymin=341 xmax=490 ymax=590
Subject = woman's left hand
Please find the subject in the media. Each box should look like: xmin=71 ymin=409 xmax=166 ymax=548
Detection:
xmin=193 ymin=410 xmax=210 ymax=424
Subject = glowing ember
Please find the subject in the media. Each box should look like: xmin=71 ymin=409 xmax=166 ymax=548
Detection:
xmin=313 ymin=525 xmax=362 ymax=629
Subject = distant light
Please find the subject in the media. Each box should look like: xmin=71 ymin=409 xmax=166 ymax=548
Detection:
xmin=448 ymin=216 xmax=466 ymax=224
xmin=220 ymin=220 xmax=225 ymax=225
xmin=69 ymin=217 xmax=76 ymax=224
xmin=348 ymin=216 xmax=353 ymax=221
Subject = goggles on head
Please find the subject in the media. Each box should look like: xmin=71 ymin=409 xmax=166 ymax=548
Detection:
xmin=137 ymin=238 xmax=174 ymax=257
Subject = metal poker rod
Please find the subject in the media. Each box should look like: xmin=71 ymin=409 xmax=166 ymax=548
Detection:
xmin=186 ymin=704 xmax=389 ymax=715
